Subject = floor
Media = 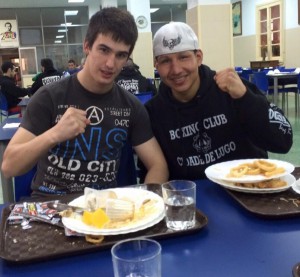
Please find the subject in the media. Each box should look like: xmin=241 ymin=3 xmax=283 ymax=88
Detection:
xmin=0 ymin=93 xmax=299 ymax=204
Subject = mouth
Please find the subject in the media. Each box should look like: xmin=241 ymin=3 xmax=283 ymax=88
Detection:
xmin=101 ymin=69 xmax=114 ymax=79
xmin=170 ymin=75 xmax=187 ymax=85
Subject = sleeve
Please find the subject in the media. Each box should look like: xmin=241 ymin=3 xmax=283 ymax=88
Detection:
xmin=20 ymin=88 xmax=54 ymax=136
xmin=3 ymin=81 xmax=29 ymax=98
xmin=233 ymin=80 xmax=293 ymax=153
xmin=30 ymin=75 xmax=43 ymax=95
xmin=129 ymin=98 xmax=154 ymax=146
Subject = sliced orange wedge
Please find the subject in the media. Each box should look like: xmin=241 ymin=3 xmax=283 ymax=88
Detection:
xmin=82 ymin=208 xmax=110 ymax=228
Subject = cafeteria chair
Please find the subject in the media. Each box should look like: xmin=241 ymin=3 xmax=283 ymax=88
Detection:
xmin=252 ymin=71 xmax=287 ymax=110
xmin=240 ymin=69 xmax=253 ymax=82
xmin=0 ymin=91 xmax=21 ymax=122
xmin=135 ymin=91 xmax=154 ymax=104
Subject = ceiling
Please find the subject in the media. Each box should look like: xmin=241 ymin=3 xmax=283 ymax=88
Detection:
xmin=0 ymin=0 xmax=187 ymax=9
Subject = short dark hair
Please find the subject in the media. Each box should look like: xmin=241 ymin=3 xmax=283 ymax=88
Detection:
xmin=68 ymin=59 xmax=76 ymax=64
xmin=1 ymin=61 xmax=14 ymax=73
xmin=41 ymin=58 xmax=54 ymax=70
xmin=84 ymin=7 xmax=138 ymax=56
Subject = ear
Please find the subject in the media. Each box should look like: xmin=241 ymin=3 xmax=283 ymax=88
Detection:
xmin=195 ymin=50 xmax=203 ymax=66
xmin=83 ymin=40 xmax=90 ymax=55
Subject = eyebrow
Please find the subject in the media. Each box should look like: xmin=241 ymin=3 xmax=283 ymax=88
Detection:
xmin=98 ymin=43 xmax=129 ymax=57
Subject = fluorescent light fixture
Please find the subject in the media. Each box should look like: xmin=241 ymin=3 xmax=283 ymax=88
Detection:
xmin=54 ymin=40 xmax=62 ymax=43
xmin=58 ymin=29 xmax=68 ymax=32
xmin=64 ymin=10 xmax=78 ymax=16
xmin=68 ymin=0 xmax=84 ymax=2
xmin=150 ymin=8 xmax=159 ymax=13
xmin=56 ymin=35 xmax=64 ymax=38
xmin=60 ymin=22 xmax=72 ymax=26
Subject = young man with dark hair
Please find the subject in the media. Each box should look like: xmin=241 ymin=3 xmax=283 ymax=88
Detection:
xmin=0 ymin=61 xmax=30 ymax=108
xmin=2 ymin=8 xmax=168 ymax=197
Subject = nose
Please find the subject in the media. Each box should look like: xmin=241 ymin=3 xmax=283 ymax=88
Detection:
xmin=170 ymin=59 xmax=182 ymax=74
xmin=105 ymin=53 xmax=116 ymax=69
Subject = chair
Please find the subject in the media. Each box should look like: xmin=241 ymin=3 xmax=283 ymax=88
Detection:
xmin=0 ymin=91 xmax=21 ymax=122
xmin=240 ymin=69 xmax=253 ymax=82
xmin=135 ymin=91 xmax=153 ymax=104
xmin=14 ymin=166 xmax=37 ymax=202
xmin=252 ymin=71 xmax=272 ymax=97
xmin=252 ymin=71 xmax=287 ymax=109
xmin=116 ymin=142 xmax=138 ymax=186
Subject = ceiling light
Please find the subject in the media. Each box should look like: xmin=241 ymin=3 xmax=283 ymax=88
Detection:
xmin=56 ymin=35 xmax=64 ymax=38
xmin=60 ymin=23 xmax=72 ymax=26
xmin=68 ymin=0 xmax=84 ymax=2
xmin=150 ymin=8 xmax=159 ymax=13
xmin=58 ymin=29 xmax=68 ymax=32
xmin=64 ymin=10 xmax=78 ymax=16
xmin=54 ymin=40 xmax=62 ymax=43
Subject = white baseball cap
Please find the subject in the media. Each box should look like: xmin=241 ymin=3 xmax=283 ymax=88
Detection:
xmin=153 ymin=22 xmax=199 ymax=57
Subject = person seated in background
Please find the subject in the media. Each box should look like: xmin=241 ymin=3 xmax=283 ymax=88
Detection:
xmin=30 ymin=58 xmax=63 ymax=95
xmin=0 ymin=61 xmax=30 ymax=109
xmin=65 ymin=59 xmax=81 ymax=75
xmin=1 ymin=7 xmax=168 ymax=197
xmin=140 ymin=22 xmax=293 ymax=181
xmin=115 ymin=58 xmax=157 ymax=95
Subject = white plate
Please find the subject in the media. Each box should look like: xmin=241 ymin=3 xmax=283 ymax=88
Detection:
xmin=62 ymin=188 xmax=165 ymax=236
xmin=208 ymin=174 xmax=295 ymax=194
xmin=204 ymin=159 xmax=295 ymax=183
xmin=292 ymin=179 xmax=300 ymax=194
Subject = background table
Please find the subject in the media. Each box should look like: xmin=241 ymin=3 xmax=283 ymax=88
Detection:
xmin=1 ymin=177 xmax=300 ymax=277
xmin=267 ymin=72 xmax=299 ymax=106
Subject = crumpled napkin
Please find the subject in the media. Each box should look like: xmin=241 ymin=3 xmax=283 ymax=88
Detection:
xmin=3 ymin=123 xmax=20 ymax=128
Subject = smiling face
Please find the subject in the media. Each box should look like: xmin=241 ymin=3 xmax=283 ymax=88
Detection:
xmin=155 ymin=50 xmax=203 ymax=102
xmin=78 ymin=33 xmax=130 ymax=94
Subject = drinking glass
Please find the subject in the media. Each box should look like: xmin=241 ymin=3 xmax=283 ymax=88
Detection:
xmin=162 ymin=180 xmax=196 ymax=230
xmin=111 ymin=238 xmax=161 ymax=277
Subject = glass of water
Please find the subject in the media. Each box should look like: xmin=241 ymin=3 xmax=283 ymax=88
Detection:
xmin=111 ymin=238 xmax=161 ymax=277
xmin=162 ymin=180 xmax=196 ymax=230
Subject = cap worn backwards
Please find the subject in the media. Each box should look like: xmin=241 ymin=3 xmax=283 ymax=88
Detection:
xmin=153 ymin=22 xmax=199 ymax=57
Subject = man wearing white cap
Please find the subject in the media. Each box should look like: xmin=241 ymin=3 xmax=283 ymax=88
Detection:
xmin=143 ymin=21 xmax=292 ymax=180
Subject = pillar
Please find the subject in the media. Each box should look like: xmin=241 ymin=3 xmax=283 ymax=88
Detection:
xmin=126 ymin=0 xmax=154 ymax=78
xmin=186 ymin=0 xmax=233 ymax=70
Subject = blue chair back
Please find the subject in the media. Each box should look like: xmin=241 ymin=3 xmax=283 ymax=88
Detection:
xmin=240 ymin=69 xmax=253 ymax=82
xmin=0 ymin=91 xmax=9 ymax=117
xmin=135 ymin=91 xmax=153 ymax=104
xmin=0 ymin=90 xmax=21 ymax=121
xmin=252 ymin=72 xmax=269 ymax=94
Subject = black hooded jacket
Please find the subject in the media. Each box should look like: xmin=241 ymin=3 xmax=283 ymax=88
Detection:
xmin=30 ymin=68 xmax=63 ymax=95
xmin=144 ymin=64 xmax=293 ymax=180
xmin=115 ymin=66 xmax=157 ymax=95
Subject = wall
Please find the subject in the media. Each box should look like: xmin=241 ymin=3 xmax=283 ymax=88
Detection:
xmin=232 ymin=0 xmax=300 ymax=68
xmin=187 ymin=4 xmax=233 ymax=70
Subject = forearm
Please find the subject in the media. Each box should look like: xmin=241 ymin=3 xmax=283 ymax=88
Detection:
xmin=144 ymin=162 xmax=169 ymax=184
xmin=2 ymin=128 xmax=59 ymax=177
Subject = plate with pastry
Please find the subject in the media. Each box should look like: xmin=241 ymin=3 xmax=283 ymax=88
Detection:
xmin=205 ymin=159 xmax=294 ymax=183
xmin=61 ymin=187 xmax=165 ymax=235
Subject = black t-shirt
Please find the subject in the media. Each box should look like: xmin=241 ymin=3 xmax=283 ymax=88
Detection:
xmin=21 ymin=75 xmax=153 ymax=195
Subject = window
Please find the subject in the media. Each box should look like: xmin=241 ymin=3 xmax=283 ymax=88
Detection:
xmin=256 ymin=1 xmax=283 ymax=62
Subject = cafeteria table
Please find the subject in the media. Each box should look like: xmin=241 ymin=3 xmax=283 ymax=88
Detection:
xmin=267 ymin=72 xmax=299 ymax=106
xmin=1 ymin=176 xmax=300 ymax=277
